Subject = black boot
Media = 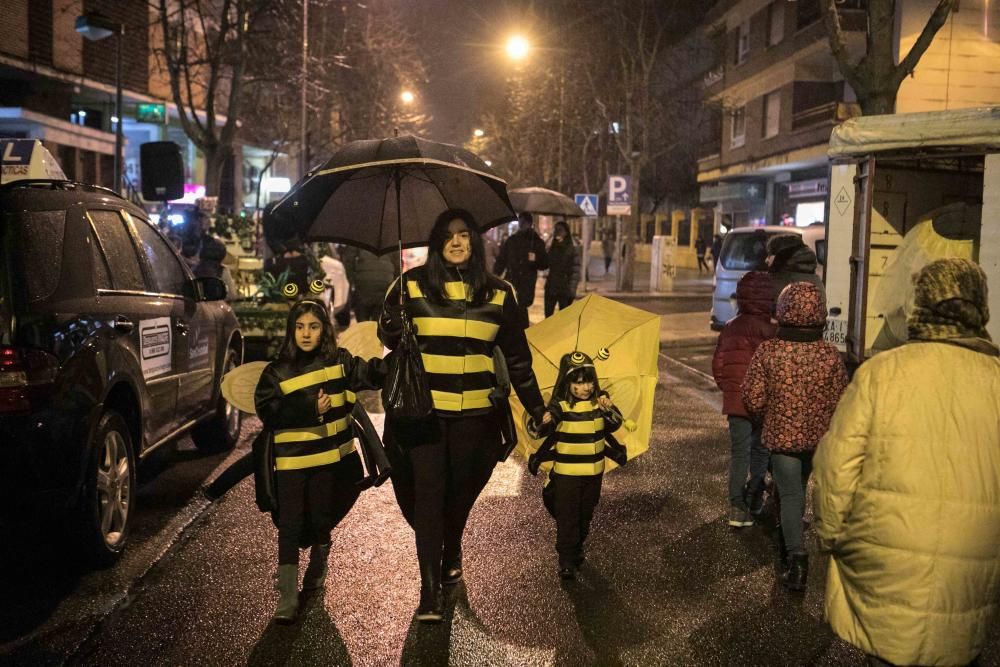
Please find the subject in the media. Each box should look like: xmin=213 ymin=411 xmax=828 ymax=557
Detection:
xmin=781 ymin=553 xmax=808 ymax=592
xmin=415 ymin=562 xmax=443 ymax=623
xmin=302 ymin=542 xmax=330 ymax=591
xmin=442 ymin=551 xmax=463 ymax=586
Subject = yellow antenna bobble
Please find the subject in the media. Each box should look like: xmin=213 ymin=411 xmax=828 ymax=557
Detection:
xmin=624 ymin=418 xmax=637 ymax=432
xmin=570 ymin=351 xmax=586 ymax=365
xmin=596 ymin=347 xmax=610 ymax=361
xmin=282 ymin=283 xmax=299 ymax=298
xmin=309 ymin=279 xmax=325 ymax=295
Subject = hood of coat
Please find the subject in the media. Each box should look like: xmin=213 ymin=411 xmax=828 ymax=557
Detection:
xmin=735 ymin=270 xmax=773 ymax=317
xmin=908 ymin=257 xmax=992 ymax=343
xmin=776 ymin=281 xmax=826 ymax=327
xmin=771 ymin=244 xmax=818 ymax=275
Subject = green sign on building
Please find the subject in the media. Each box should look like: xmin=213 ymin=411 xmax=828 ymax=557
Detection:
xmin=136 ymin=103 xmax=167 ymax=124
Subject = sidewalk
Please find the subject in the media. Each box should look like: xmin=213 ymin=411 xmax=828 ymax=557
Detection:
xmin=527 ymin=259 xmax=721 ymax=347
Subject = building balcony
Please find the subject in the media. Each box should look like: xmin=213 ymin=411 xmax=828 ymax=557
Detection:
xmin=702 ymin=64 xmax=725 ymax=88
xmin=792 ymin=100 xmax=861 ymax=131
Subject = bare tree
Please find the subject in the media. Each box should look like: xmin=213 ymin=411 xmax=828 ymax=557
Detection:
xmin=153 ymin=0 xmax=281 ymax=197
xmin=823 ymin=0 xmax=958 ymax=115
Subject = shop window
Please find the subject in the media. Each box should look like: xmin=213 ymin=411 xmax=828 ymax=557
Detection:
xmin=678 ymin=218 xmax=692 ymax=247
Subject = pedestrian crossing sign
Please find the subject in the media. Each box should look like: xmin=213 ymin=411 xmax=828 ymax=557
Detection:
xmin=575 ymin=194 xmax=599 ymax=217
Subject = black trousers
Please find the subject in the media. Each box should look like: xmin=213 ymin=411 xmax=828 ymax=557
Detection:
xmin=544 ymin=291 xmax=573 ymax=317
xmin=543 ymin=473 xmax=603 ymax=568
xmin=388 ymin=414 xmax=501 ymax=576
xmin=276 ymin=452 xmax=363 ymax=565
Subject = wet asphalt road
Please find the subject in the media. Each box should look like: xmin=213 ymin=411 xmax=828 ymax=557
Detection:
xmin=5 ymin=294 xmax=1000 ymax=665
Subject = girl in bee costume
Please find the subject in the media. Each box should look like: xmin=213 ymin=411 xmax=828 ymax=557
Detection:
xmin=527 ymin=350 xmax=629 ymax=580
xmin=254 ymin=294 xmax=386 ymax=623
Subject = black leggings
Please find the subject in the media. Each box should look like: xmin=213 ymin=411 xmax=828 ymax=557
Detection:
xmin=543 ymin=473 xmax=603 ymax=568
xmin=388 ymin=415 xmax=501 ymax=574
xmin=276 ymin=453 xmax=363 ymax=564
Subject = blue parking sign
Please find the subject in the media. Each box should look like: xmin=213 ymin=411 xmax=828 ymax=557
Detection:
xmin=607 ymin=175 xmax=631 ymax=215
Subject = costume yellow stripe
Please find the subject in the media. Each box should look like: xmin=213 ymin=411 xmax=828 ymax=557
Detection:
xmin=430 ymin=388 xmax=493 ymax=412
xmin=554 ymin=461 xmax=604 ymax=476
xmin=407 ymin=281 xmax=506 ymax=306
xmin=273 ymin=416 xmax=349 ymax=443
xmin=421 ymin=353 xmax=494 ymax=375
xmin=413 ymin=317 xmax=499 ymax=341
xmin=275 ymin=442 xmax=356 ymax=471
xmin=555 ymin=442 xmax=604 ymax=457
xmin=279 ymin=365 xmax=345 ymax=394
xmin=557 ymin=418 xmax=605 ymax=434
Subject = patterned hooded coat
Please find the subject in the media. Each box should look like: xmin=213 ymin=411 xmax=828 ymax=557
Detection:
xmin=741 ymin=281 xmax=848 ymax=452
xmin=812 ymin=258 xmax=1000 ymax=666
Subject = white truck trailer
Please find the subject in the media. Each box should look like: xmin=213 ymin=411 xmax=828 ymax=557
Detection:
xmin=824 ymin=107 xmax=1000 ymax=366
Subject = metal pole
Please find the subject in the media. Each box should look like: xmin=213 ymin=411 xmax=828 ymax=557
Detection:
xmin=300 ymin=0 xmax=309 ymax=179
xmin=114 ymin=31 xmax=123 ymax=194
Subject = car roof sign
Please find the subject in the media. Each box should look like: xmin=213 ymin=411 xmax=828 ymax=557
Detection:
xmin=1 ymin=139 xmax=67 ymax=184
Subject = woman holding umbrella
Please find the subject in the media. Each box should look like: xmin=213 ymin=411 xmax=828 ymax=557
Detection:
xmin=379 ymin=208 xmax=546 ymax=623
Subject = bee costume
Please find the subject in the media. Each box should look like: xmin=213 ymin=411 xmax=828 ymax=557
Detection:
xmin=528 ymin=350 xmax=630 ymax=577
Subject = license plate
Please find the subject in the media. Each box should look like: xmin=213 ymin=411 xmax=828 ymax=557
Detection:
xmin=824 ymin=317 xmax=847 ymax=346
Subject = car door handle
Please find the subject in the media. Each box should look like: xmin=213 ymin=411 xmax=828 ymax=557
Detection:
xmin=174 ymin=320 xmax=189 ymax=334
xmin=113 ymin=316 xmax=134 ymax=333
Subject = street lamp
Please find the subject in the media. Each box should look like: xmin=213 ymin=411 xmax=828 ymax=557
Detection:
xmin=76 ymin=12 xmax=124 ymax=193
xmin=473 ymin=128 xmax=484 ymax=137
xmin=505 ymin=35 xmax=529 ymax=61
xmin=400 ymin=90 xmax=415 ymax=105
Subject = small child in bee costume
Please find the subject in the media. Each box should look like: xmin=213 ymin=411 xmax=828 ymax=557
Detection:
xmin=528 ymin=350 xmax=629 ymax=580
xmin=254 ymin=287 xmax=386 ymax=623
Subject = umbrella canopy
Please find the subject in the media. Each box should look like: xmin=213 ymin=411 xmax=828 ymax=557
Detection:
xmin=510 ymin=294 xmax=661 ymax=469
xmin=266 ymin=135 xmax=516 ymax=255
xmin=509 ymin=187 xmax=585 ymax=217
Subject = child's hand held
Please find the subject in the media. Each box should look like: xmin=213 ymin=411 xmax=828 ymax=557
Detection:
xmin=317 ymin=389 xmax=332 ymax=414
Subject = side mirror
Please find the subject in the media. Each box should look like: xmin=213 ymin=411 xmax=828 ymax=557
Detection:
xmin=196 ymin=276 xmax=227 ymax=301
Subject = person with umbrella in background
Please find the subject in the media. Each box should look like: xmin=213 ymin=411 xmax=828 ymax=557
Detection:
xmin=544 ymin=220 xmax=580 ymax=317
xmin=494 ymin=211 xmax=548 ymax=324
xmin=379 ymin=208 xmax=546 ymax=623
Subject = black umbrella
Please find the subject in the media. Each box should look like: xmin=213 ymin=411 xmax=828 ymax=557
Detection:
xmin=509 ymin=187 xmax=585 ymax=217
xmin=267 ymin=135 xmax=516 ymax=257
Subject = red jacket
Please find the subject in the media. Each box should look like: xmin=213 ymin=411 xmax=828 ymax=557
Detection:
xmin=712 ymin=271 xmax=777 ymax=416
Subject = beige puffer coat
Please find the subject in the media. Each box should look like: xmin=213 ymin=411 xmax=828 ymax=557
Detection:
xmin=813 ymin=341 xmax=1000 ymax=666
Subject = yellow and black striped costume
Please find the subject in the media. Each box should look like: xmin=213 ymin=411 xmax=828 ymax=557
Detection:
xmin=549 ymin=399 xmax=622 ymax=476
xmin=255 ymin=349 xmax=385 ymax=472
xmin=379 ymin=265 xmax=544 ymax=418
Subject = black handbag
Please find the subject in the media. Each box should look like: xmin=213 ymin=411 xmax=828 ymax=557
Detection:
xmin=382 ymin=310 xmax=439 ymax=447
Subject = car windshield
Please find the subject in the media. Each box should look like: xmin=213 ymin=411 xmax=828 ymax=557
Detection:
xmin=720 ymin=231 xmax=772 ymax=271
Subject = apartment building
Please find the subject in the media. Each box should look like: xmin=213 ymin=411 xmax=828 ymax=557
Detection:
xmin=0 ymin=1 xmax=291 ymax=208
xmin=696 ymin=0 xmax=1000 ymax=230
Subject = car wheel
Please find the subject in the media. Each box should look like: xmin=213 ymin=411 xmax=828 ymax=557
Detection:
xmin=191 ymin=349 xmax=241 ymax=453
xmin=78 ymin=410 xmax=135 ymax=567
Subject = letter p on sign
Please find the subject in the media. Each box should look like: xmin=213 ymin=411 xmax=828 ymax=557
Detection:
xmin=607 ymin=175 xmax=632 ymax=215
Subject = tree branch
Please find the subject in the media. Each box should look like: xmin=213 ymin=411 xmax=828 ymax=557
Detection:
xmin=821 ymin=0 xmax=863 ymax=93
xmin=895 ymin=0 xmax=956 ymax=86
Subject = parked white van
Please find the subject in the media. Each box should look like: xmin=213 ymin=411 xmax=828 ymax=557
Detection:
xmin=824 ymin=107 xmax=999 ymax=365
xmin=710 ymin=223 xmax=825 ymax=330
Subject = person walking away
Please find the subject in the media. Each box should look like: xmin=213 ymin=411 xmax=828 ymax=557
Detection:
xmin=526 ymin=351 xmax=628 ymax=579
xmin=765 ymin=234 xmax=824 ymax=312
xmin=341 ymin=246 xmax=398 ymax=322
xmin=695 ymin=236 xmax=710 ymax=273
xmin=493 ymin=211 xmax=548 ymax=325
xmin=254 ymin=300 xmax=386 ymax=623
xmin=741 ymin=281 xmax=848 ymax=591
xmin=194 ymin=235 xmax=238 ymax=301
xmin=601 ymin=233 xmax=614 ymax=276
xmin=544 ymin=221 xmax=579 ymax=317
xmin=711 ymin=271 xmax=777 ymax=527
xmin=711 ymin=233 xmax=723 ymax=270
xmin=379 ymin=209 xmax=546 ymax=623
xmin=813 ymin=258 xmax=1000 ymax=667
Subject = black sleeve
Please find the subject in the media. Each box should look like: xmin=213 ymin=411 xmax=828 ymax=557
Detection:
xmin=494 ymin=283 xmax=545 ymax=421
xmin=493 ymin=241 xmax=508 ymax=278
xmin=602 ymin=403 xmax=624 ymax=432
xmin=254 ymin=364 xmax=318 ymax=430
xmin=377 ymin=276 xmax=404 ymax=350
xmin=341 ymin=349 xmax=388 ymax=391
xmin=534 ymin=237 xmax=549 ymax=271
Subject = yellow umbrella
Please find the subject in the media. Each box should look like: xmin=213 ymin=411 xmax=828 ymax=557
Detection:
xmin=220 ymin=321 xmax=384 ymax=413
xmin=510 ymin=294 xmax=661 ymax=469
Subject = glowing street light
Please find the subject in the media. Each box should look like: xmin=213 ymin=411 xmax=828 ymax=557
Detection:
xmin=400 ymin=90 xmax=415 ymax=105
xmin=473 ymin=128 xmax=484 ymax=137
xmin=506 ymin=35 xmax=529 ymax=61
